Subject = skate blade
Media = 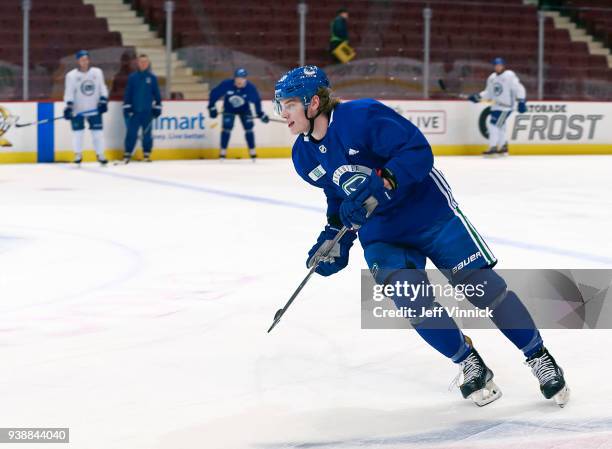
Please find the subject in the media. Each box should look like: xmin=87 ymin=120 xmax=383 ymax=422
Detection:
xmin=553 ymin=385 xmax=570 ymax=408
xmin=469 ymin=380 xmax=502 ymax=407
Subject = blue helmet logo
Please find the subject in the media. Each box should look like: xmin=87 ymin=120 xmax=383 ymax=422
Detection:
xmin=303 ymin=66 xmax=317 ymax=76
xmin=273 ymin=65 xmax=330 ymax=114
xmin=234 ymin=68 xmax=248 ymax=78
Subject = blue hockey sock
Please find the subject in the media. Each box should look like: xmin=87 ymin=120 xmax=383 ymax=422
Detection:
xmin=489 ymin=290 xmax=543 ymax=358
xmin=245 ymin=130 xmax=255 ymax=149
xmin=458 ymin=270 xmax=544 ymax=359
xmin=415 ymin=313 xmax=471 ymax=363
xmin=221 ymin=129 xmax=230 ymax=149
xmin=385 ymin=269 xmax=470 ymax=363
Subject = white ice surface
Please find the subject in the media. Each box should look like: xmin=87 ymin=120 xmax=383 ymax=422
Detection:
xmin=1 ymin=156 xmax=612 ymax=449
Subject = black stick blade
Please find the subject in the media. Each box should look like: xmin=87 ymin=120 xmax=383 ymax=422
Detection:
xmin=274 ymin=308 xmax=284 ymax=321
xmin=267 ymin=308 xmax=285 ymax=333
xmin=437 ymin=79 xmax=447 ymax=91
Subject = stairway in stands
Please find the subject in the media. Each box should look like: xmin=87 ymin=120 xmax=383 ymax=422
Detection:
xmin=83 ymin=0 xmax=208 ymax=99
xmin=0 ymin=0 xmax=128 ymax=100
xmin=548 ymin=0 xmax=612 ymax=68
xmin=545 ymin=12 xmax=612 ymax=69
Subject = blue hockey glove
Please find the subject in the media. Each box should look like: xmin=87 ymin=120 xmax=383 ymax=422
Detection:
xmin=208 ymin=106 xmax=218 ymax=119
xmin=258 ymin=112 xmax=270 ymax=124
xmin=339 ymin=171 xmax=393 ymax=229
xmin=306 ymin=225 xmax=357 ymax=276
xmin=63 ymin=103 xmax=73 ymax=120
xmin=123 ymin=104 xmax=133 ymax=121
xmin=97 ymin=97 xmax=108 ymax=114
xmin=468 ymin=93 xmax=481 ymax=103
xmin=152 ymin=103 xmax=162 ymax=118
xmin=517 ymin=99 xmax=527 ymax=113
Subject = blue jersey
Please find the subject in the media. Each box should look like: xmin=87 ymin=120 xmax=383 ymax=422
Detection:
xmin=123 ymin=70 xmax=162 ymax=113
xmin=292 ymin=99 xmax=456 ymax=248
xmin=208 ymin=79 xmax=263 ymax=116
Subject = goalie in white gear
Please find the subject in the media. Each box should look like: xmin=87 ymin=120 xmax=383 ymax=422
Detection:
xmin=469 ymin=57 xmax=527 ymax=156
xmin=63 ymin=50 xmax=109 ymax=165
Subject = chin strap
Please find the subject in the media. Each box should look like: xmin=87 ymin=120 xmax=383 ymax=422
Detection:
xmin=304 ymin=106 xmax=323 ymax=139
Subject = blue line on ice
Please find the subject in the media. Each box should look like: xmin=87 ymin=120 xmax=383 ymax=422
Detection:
xmin=80 ymin=167 xmax=612 ymax=266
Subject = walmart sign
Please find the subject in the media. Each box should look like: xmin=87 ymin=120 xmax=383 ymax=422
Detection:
xmin=154 ymin=112 xmax=206 ymax=131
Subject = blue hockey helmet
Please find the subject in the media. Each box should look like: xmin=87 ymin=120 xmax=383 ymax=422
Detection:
xmin=75 ymin=49 xmax=89 ymax=60
xmin=492 ymin=57 xmax=505 ymax=66
xmin=273 ymin=65 xmax=330 ymax=115
xmin=234 ymin=68 xmax=248 ymax=78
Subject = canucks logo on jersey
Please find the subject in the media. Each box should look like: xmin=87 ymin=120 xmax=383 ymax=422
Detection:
xmin=80 ymin=79 xmax=96 ymax=96
xmin=341 ymin=173 xmax=368 ymax=196
xmin=228 ymin=94 xmax=246 ymax=108
xmin=332 ymin=164 xmax=373 ymax=196
xmin=493 ymin=83 xmax=503 ymax=96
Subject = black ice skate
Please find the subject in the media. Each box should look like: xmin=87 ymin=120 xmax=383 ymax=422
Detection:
xmin=499 ymin=143 xmax=509 ymax=155
xmin=97 ymin=155 xmax=108 ymax=166
xmin=251 ymin=155 xmax=257 ymax=163
xmin=73 ymin=154 xmax=83 ymax=165
xmin=114 ymin=156 xmax=131 ymax=165
xmin=453 ymin=338 xmax=502 ymax=406
xmin=143 ymin=153 xmax=152 ymax=163
xmin=526 ymin=347 xmax=570 ymax=407
xmin=482 ymin=146 xmax=499 ymax=156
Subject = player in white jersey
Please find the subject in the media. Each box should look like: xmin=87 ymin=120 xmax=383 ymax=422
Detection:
xmin=469 ymin=57 xmax=527 ymax=156
xmin=63 ymin=50 xmax=109 ymax=165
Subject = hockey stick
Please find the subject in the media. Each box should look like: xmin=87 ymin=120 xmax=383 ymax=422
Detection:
xmin=268 ymin=226 xmax=350 ymax=333
xmin=221 ymin=112 xmax=286 ymax=124
xmin=437 ymin=79 xmax=469 ymax=100
xmin=437 ymin=79 xmax=494 ymax=105
xmin=262 ymin=117 xmax=286 ymax=124
xmin=208 ymin=114 xmax=284 ymax=130
xmin=15 ymin=108 xmax=98 ymax=128
xmin=267 ymin=197 xmax=379 ymax=333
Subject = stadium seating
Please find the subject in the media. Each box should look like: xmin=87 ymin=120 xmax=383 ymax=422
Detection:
xmin=565 ymin=0 xmax=612 ymax=49
xmin=129 ymin=0 xmax=610 ymax=100
xmin=1 ymin=0 xmax=609 ymax=100
xmin=0 ymin=0 xmax=131 ymax=100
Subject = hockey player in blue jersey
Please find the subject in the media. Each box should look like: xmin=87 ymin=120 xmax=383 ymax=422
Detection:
xmin=274 ymin=65 xmax=570 ymax=407
xmin=122 ymin=54 xmax=162 ymax=163
xmin=207 ymin=68 xmax=269 ymax=161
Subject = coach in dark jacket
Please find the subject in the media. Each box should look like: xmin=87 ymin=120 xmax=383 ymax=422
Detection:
xmin=122 ymin=54 xmax=162 ymax=163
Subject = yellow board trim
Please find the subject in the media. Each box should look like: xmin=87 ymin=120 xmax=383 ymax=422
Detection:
xmin=431 ymin=144 xmax=612 ymax=156
xmin=503 ymin=144 xmax=612 ymax=155
xmin=53 ymin=147 xmax=293 ymax=162
xmin=0 ymin=152 xmax=37 ymax=163
xmin=3 ymin=144 xmax=612 ymax=164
